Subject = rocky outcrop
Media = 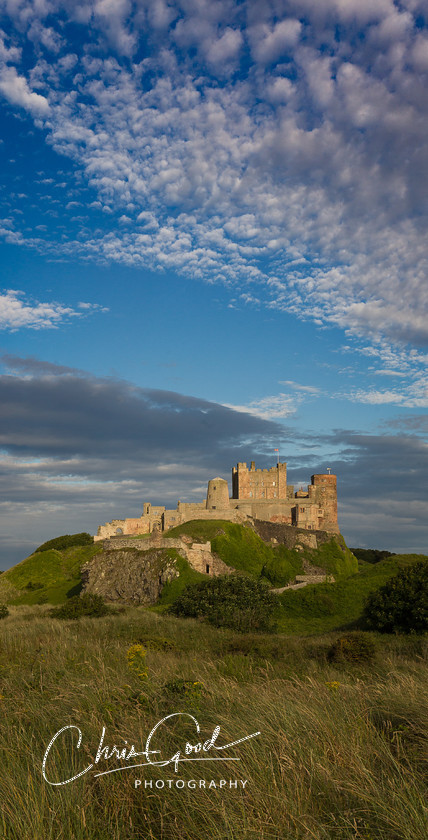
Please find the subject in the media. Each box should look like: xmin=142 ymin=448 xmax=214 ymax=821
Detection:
xmin=251 ymin=520 xmax=336 ymax=549
xmin=81 ymin=534 xmax=233 ymax=604
xmin=81 ymin=547 xmax=179 ymax=605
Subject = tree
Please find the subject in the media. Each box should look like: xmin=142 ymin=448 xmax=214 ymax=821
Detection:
xmin=362 ymin=561 xmax=428 ymax=634
xmin=169 ymin=574 xmax=277 ymax=632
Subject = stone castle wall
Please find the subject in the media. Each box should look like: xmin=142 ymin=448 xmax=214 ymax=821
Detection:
xmin=232 ymin=461 xmax=288 ymax=500
xmin=101 ymin=533 xmax=232 ymax=577
xmin=94 ymin=459 xmax=339 ymax=541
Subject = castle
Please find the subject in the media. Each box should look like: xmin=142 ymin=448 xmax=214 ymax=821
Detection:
xmin=94 ymin=460 xmax=338 ymax=540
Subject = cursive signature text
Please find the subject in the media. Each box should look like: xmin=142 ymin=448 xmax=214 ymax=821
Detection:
xmin=42 ymin=713 xmax=261 ymax=786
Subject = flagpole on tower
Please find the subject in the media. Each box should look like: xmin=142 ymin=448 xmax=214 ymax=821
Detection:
xmin=274 ymin=448 xmax=279 ymax=465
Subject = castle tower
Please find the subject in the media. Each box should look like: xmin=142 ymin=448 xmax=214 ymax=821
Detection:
xmin=206 ymin=478 xmax=230 ymax=510
xmin=310 ymin=474 xmax=339 ymax=533
xmin=232 ymin=460 xmax=287 ymax=500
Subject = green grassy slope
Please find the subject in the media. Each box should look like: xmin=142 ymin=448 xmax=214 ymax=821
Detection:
xmin=277 ymin=553 xmax=425 ymax=634
xmin=262 ymin=537 xmax=357 ymax=586
xmin=166 ymin=519 xmax=273 ymax=575
xmin=156 ymin=554 xmax=207 ymax=607
xmin=0 ymin=543 xmax=102 ymax=605
xmin=166 ymin=520 xmax=357 ymax=580
xmin=1 ymin=521 xmax=424 ymax=636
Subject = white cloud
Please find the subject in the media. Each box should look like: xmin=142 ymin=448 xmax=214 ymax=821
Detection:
xmin=0 ymin=0 xmax=427 ymax=364
xmin=373 ymin=369 xmax=405 ymax=377
xmin=250 ymin=19 xmax=302 ymax=64
xmin=345 ymin=377 xmax=428 ymax=408
xmin=205 ymin=27 xmax=242 ymax=66
xmin=349 ymin=389 xmax=406 ymax=405
xmin=0 ymin=30 xmax=21 ymax=63
xmin=0 ymin=290 xmax=106 ymax=330
xmin=224 ymin=393 xmax=299 ymax=419
xmin=0 ymin=64 xmax=49 ymax=114
xmin=412 ymin=34 xmax=428 ymax=71
xmin=279 ymin=380 xmax=321 ymax=394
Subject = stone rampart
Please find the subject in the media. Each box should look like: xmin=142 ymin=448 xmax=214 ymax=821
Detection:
xmin=101 ymin=535 xmax=232 ymax=577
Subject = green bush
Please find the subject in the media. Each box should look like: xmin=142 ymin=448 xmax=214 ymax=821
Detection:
xmin=261 ymin=546 xmax=303 ymax=587
xmin=328 ymin=632 xmax=376 ymax=664
xmin=35 ymin=533 xmax=93 ymax=553
xmin=351 ymin=548 xmax=393 ymax=564
xmin=0 ymin=604 xmax=9 ymax=619
xmin=50 ymin=593 xmax=110 ymax=620
xmin=163 ymin=678 xmax=204 ymax=702
xmin=169 ymin=574 xmax=278 ymax=632
xmin=362 ymin=561 xmax=428 ymax=634
xmin=137 ymin=636 xmax=176 ymax=651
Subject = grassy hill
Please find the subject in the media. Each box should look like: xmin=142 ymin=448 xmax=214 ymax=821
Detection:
xmin=1 ymin=523 xmax=426 ymax=635
xmin=276 ymin=553 xmax=424 ymax=634
xmin=165 ymin=521 xmax=426 ymax=634
xmin=166 ymin=519 xmax=358 ymax=581
xmin=0 ymin=541 xmax=102 ymax=605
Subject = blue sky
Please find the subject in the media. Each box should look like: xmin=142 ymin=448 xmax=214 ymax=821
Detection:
xmin=0 ymin=0 xmax=427 ymax=567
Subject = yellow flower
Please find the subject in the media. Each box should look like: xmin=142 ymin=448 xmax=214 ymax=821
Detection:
xmin=127 ymin=644 xmax=148 ymax=681
xmin=326 ymin=681 xmax=341 ymax=692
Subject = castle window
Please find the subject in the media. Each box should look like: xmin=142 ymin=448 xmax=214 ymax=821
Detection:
xmin=249 ymin=491 xmax=252 ymax=497
xmin=206 ymin=564 xmax=210 ymax=574
xmin=300 ymin=507 xmax=305 ymax=513
xmin=272 ymin=481 xmax=276 ymax=486
xmin=115 ymin=527 xmax=123 ymax=535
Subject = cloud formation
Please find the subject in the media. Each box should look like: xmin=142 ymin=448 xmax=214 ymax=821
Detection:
xmin=0 ymin=356 xmax=427 ymax=567
xmin=0 ymin=355 xmax=291 ymax=564
xmin=0 ymin=289 xmax=107 ymax=330
xmin=0 ymin=0 xmax=426 ymax=354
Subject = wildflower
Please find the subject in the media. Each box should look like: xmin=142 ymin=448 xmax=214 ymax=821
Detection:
xmin=127 ymin=644 xmax=148 ymax=682
xmin=325 ymin=681 xmax=341 ymax=692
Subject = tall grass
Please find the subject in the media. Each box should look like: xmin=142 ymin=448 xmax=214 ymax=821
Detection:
xmin=0 ymin=606 xmax=427 ymax=839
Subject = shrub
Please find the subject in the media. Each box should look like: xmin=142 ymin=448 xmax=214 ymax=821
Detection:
xmin=163 ymin=678 xmax=204 ymax=707
xmin=261 ymin=546 xmax=303 ymax=587
xmin=137 ymin=636 xmax=176 ymax=651
xmin=50 ymin=593 xmax=109 ymax=620
xmin=328 ymin=632 xmax=376 ymax=664
xmin=362 ymin=561 xmax=428 ymax=634
xmin=169 ymin=574 xmax=277 ymax=632
xmin=0 ymin=604 xmax=9 ymax=620
xmin=35 ymin=533 xmax=93 ymax=553
xmin=351 ymin=548 xmax=394 ymax=564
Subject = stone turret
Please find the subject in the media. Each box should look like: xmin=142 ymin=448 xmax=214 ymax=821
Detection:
xmin=309 ymin=474 xmax=339 ymax=533
xmin=206 ymin=478 xmax=230 ymax=510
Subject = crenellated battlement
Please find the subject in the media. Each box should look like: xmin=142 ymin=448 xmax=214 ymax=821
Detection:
xmin=94 ymin=458 xmax=339 ymax=540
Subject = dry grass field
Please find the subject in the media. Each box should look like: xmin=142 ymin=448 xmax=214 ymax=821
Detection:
xmin=0 ymin=605 xmax=427 ymax=840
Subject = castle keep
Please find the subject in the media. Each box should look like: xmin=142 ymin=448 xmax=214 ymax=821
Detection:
xmin=94 ymin=460 xmax=339 ymax=540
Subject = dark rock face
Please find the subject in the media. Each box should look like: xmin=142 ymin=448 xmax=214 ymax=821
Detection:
xmin=81 ymin=548 xmax=179 ymax=605
xmin=251 ymin=520 xmax=333 ymax=548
